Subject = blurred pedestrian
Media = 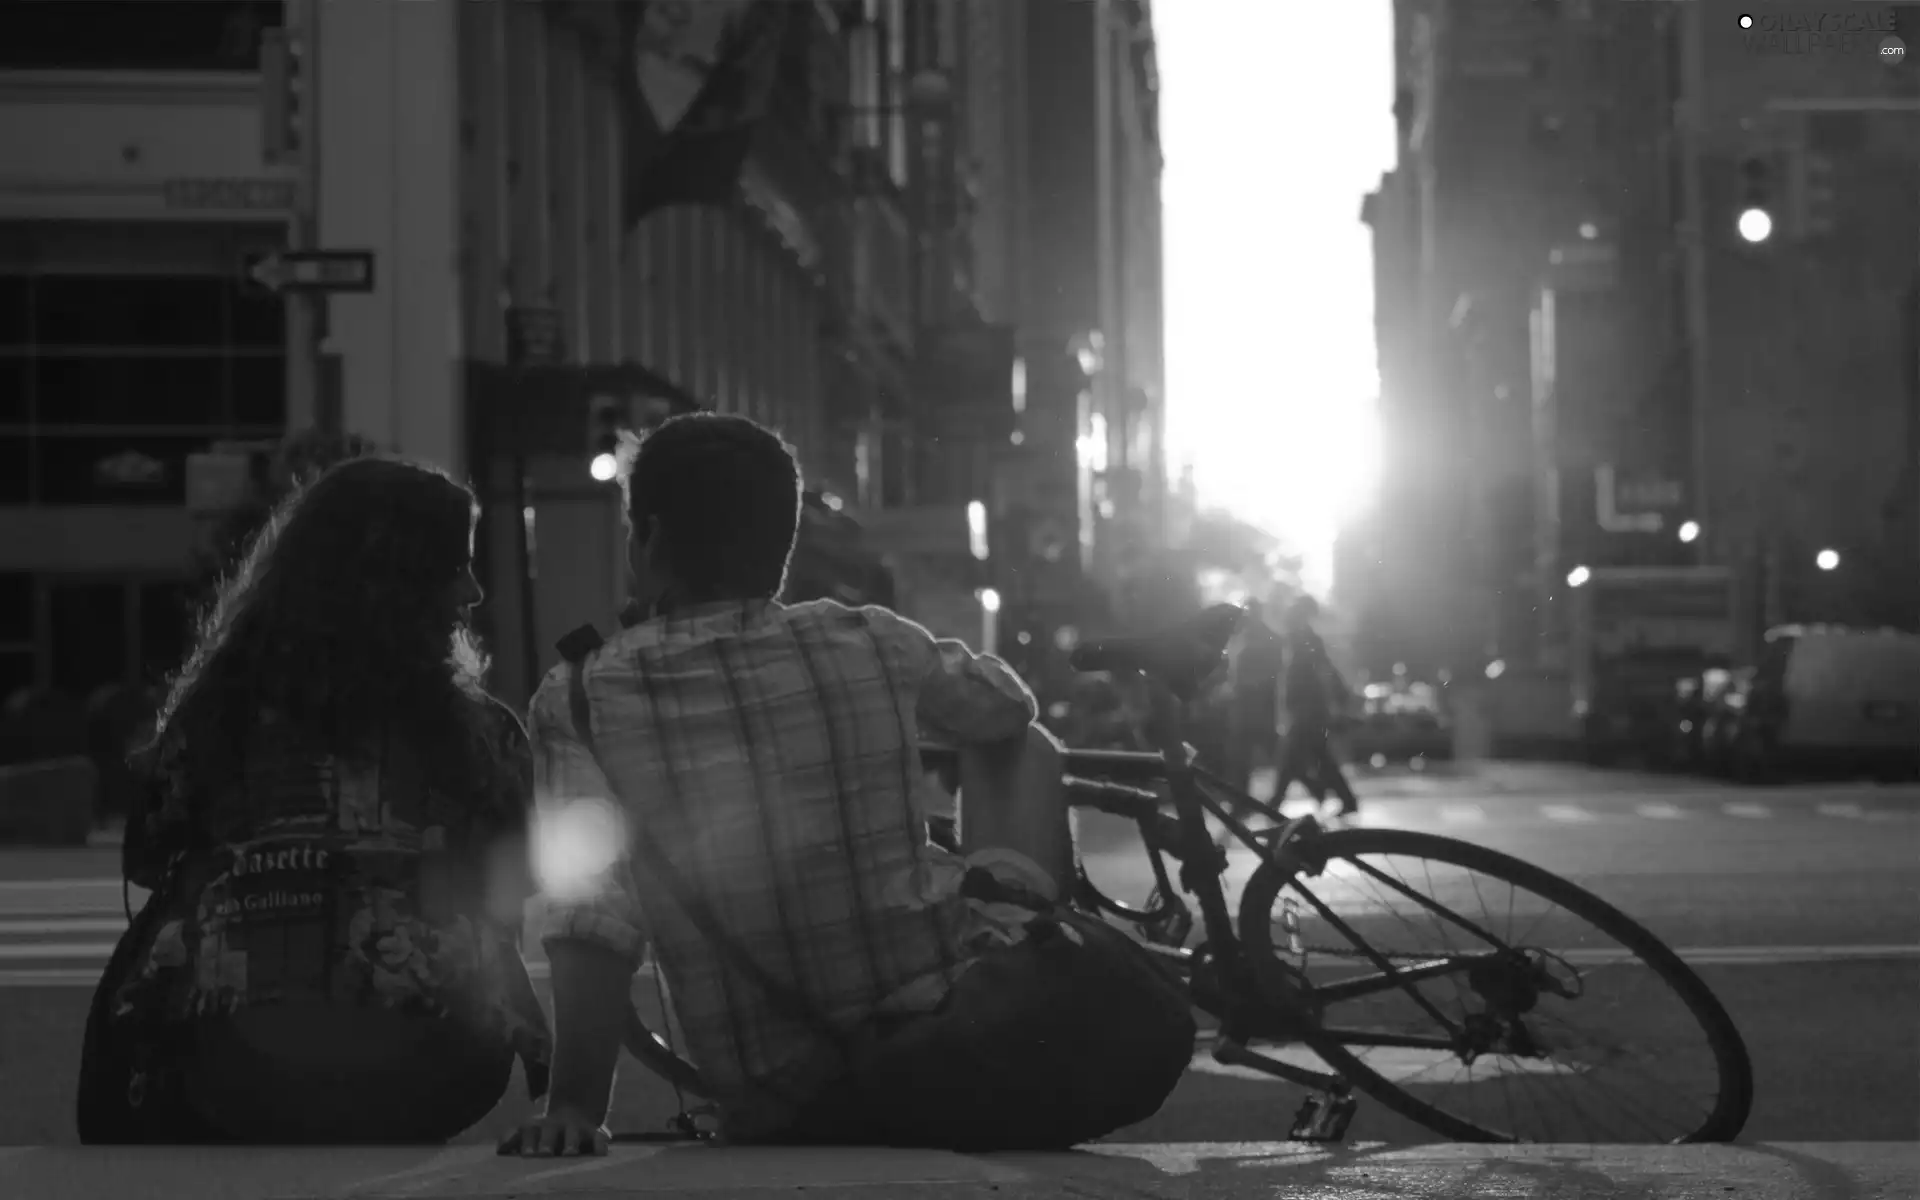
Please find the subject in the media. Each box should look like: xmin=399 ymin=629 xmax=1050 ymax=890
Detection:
xmin=1273 ymin=596 xmax=1360 ymax=817
xmin=79 ymin=456 xmax=550 ymax=1145
xmin=1224 ymin=599 xmax=1284 ymax=792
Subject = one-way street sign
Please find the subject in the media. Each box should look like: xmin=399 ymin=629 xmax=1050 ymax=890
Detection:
xmin=241 ymin=249 xmax=376 ymax=295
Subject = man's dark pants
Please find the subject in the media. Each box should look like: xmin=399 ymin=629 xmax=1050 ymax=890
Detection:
xmin=1273 ymin=717 xmax=1358 ymax=811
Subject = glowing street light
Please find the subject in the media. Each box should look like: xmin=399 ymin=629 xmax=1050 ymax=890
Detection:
xmin=1566 ymin=565 xmax=1592 ymax=588
xmin=588 ymin=452 xmax=619 ymax=482
xmin=1678 ymin=520 xmax=1701 ymax=544
xmin=1815 ymin=548 xmax=1841 ymax=572
xmin=1737 ymin=207 xmax=1773 ymax=244
xmin=977 ymin=587 xmax=1002 ymax=657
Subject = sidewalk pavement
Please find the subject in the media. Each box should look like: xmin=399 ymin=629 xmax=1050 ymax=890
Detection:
xmin=0 ymin=1141 xmax=1912 ymax=1199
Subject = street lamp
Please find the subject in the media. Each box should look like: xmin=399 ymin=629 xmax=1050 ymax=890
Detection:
xmin=966 ymin=500 xmax=989 ymax=561
xmin=1566 ymin=565 xmax=1592 ymax=588
xmin=1678 ymin=520 xmax=1701 ymax=544
xmin=977 ymin=587 xmax=1001 ymax=657
xmin=1815 ymin=548 xmax=1841 ymax=572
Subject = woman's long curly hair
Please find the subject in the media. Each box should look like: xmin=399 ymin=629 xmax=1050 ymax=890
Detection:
xmin=147 ymin=456 xmax=504 ymax=805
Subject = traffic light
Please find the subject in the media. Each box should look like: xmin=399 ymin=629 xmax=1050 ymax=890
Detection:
xmin=258 ymin=25 xmax=304 ymax=166
xmin=588 ymin=395 xmax=625 ymax=482
xmin=1736 ymin=156 xmax=1774 ymax=244
xmin=1797 ymin=150 xmax=1835 ymax=238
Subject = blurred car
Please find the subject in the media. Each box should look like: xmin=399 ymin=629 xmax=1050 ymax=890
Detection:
xmin=1702 ymin=625 xmax=1920 ymax=783
xmin=1344 ymin=681 xmax=1452 ymax=767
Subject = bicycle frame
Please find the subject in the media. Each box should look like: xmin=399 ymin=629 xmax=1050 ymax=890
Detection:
xmin=1057 ymin=681 xmax=1539 ymax=1080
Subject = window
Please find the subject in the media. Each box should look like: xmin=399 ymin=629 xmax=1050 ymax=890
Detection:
xmin=0 ymin=572 xmax=30 ymax=644
xmin=1807 ymin=111 xmax=1866 ymax=156
xmin=0 ymin=2 xmax=283 ymax=72
xmin=139 ymin=580 xmax=194 ymax=684
xmin=848 ymin=10 xmax=884 ymax=153
xmin=0 ymin=651 xmax=32 ymax=703
xmin=886 ymin=0 xmax=909 ymax=188
xmin=0 ymin=243 xmax=287 ymax=506
xmin=48 ymin=581 xmax=128 ymax=694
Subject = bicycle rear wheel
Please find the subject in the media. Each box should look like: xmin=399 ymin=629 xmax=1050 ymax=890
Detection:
xmin=1237 ymin=828 xmax=1753 ymax=1143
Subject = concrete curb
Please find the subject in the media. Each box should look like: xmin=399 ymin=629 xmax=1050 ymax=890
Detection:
xmin=0 ymin=1141 xmax=1912 ymax=1199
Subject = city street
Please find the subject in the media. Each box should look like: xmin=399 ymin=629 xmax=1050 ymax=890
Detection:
xmin=0 ymin=762 xmax=1913 ymax=1148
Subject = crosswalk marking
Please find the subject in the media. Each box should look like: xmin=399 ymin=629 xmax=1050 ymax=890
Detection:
xmin=0 ymin=917 xmax=125 ymax=937
xmin=1723 ymin=802 xmax=1773 ymax=819
xmin=0 ymin=942 xmax=126 ymax=961
xmin=1817 ymin=802 xmax=1863 ymax=819
xmin=1540 ymin=805 xmax=1597 ymax=823
xmin=1437 ymin=804 xmax=1485 ymax=824
xmin=1635 ymin=803 xmax=1686 ymax=820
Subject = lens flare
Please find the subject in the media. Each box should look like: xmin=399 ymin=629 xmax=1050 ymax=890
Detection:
xmin=534 ymin=797 xmax=627 ymax=899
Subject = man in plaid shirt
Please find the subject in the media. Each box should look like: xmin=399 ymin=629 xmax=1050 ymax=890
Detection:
xmin=505 ymin=414 xmax=1112 ymax=1155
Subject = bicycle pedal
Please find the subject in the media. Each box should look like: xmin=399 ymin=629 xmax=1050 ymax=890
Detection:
xmin=1288 ymin=1092 xmax=1357 ymax=1143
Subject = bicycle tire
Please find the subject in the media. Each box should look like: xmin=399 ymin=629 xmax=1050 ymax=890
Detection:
xmin=1237 ymin=827 xmax=1754 ymax=1143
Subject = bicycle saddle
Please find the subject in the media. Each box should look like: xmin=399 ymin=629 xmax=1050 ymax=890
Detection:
xmin=1069 ymin=603 xmax=1246 ymax=700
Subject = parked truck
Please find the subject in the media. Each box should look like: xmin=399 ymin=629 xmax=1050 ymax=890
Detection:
xmin=1568 ymin=566 xmax=1737 ymax=764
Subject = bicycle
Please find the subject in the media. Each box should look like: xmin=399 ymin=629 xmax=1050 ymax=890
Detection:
xmin=618 ymin=604 xmax=1755 ymax=1145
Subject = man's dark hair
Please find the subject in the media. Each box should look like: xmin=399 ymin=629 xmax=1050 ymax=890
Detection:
xmin=624 ymin=412 xmax=802 ymax=600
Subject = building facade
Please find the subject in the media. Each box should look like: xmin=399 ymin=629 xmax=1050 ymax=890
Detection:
xmin=0 ymin=1 xmax=295 ymax=701
xmin=1352 ymin=0 xmax=1915 ymax=683
xmin=0 ymin=0 xmax=987 ymax=708
xmin=0 ymin=0 xmax=1168 ymax=711
xmin=1017 ymin=0 xmax=1165 ymax=637
xmin=1679 ymin=0 xmax=1920 ymax=635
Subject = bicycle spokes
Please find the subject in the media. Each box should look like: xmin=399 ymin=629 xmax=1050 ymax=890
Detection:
xmin=1247 ymin=837 xmax=1748 ymax=1143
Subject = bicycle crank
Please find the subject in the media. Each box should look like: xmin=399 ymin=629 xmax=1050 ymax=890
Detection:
xmin=1288 ymin=1091 xmax=1358 ymax=1143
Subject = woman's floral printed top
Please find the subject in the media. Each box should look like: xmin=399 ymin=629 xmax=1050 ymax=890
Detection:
xmin=120 ymin=699 xmax=551 ymax=1095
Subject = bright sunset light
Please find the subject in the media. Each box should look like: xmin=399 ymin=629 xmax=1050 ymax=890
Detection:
xmin=1158 ymin=0 xmax=1396 ymax=592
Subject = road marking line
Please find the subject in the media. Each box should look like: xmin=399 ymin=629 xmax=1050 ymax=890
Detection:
xmin=1723 ymin=802 xmax=1772 ymax=819
xmin=0 ymin=956 xmax=651 ymax=987
xmin=0 ymin=918 xmax=126 ymax=937
xmin=0 ymin=968 xmax=102 ymax=987
xmin=1817 ymin=802 xmax=1864 ymax=819
xmin=1635 ymin=803 xmax=1686 ymax=820
xmin=1539 ymin=805 xmax=1596 ymax=823
xmin=1562 ymin=944 xmax=1920 ymax=966
xmin=1437 ymin=804 xmax=1485 ymax=824
xmin=0 ymin=879 xmax=137 ymax=894
xmin=0 ymin=942 xmax=124 ymax=961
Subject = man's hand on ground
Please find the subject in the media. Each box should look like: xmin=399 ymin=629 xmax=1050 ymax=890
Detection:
xmin=498 ymin=1106 xmax=611 ymax=1157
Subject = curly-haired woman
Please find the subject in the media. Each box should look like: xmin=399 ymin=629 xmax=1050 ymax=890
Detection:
xmin=79 ymin=456 xmax=551 ymax=1144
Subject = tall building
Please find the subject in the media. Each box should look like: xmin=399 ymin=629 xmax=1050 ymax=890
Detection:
xmin=1677 ymin=0 xmax=1920 ymax=634
xmin=1360 ymin=0 xmax=1920 ymax=684
xmin=1017 ymin=0 xmax=1165 ymax=636
xmin=1355 ymin=0 xmax=1577 ymax=679
xmin=0 ymin=1 xmax=297 ymax=701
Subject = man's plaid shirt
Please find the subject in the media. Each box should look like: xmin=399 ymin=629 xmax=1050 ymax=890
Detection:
xmin=528 ymin=598 xmax=1038 ymax=1134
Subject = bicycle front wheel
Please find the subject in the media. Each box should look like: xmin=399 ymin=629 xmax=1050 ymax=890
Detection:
xmin=1238 ymin=828 xmax=1753 ymax=1143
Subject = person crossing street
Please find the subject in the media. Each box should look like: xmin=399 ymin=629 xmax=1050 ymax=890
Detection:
xmin=1272 ymin=596 xmax=1360 ymax=818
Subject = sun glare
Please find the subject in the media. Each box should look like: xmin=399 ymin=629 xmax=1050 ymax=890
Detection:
xmin=1158 ymin=0 xmax=1395 ymax=587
